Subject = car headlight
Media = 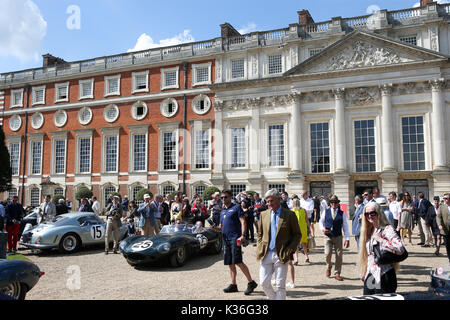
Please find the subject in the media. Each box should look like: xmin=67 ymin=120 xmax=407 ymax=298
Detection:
xmin=157 ymin=243 xmax=171 ymax=253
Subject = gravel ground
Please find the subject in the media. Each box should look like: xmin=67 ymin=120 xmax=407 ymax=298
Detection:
xmin=22 ymin=231 xmax=448 ymax=300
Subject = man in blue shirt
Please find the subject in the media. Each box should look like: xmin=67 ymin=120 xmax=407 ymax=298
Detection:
xmin=0 ymin=201 xmax=5 ymax=232
xmin=218 ymin=190 xmax=257 ymax=296
xmin=352 ymin=195 xmax=364 ymax=252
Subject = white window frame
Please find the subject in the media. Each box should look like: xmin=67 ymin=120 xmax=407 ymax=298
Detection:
xmin=101 ymin=127 xmax=120 ymax=173
xmin=190 ymin=120 xmax=212 ymax=171
xmin=29 ymin=186 xmax=41 ymax=208
xmin=227 ymin=123 xmax=248 ymax=170
xmin=128 ymin=125 xmax=149 ymax=173
xmin=267 ymin=123 xmax=287 ymax=168
xmin=78 ymin=106 xmax=93 ymax=126
xmin=54 ymin=110 xmax=68 ymax=128
xmin=7 ymin=136 xmax=21 ymax=177
xmin=9 ymin=114 xmax=22 ymax=132
xmin=104 ymin=104 xmax=120 ymax=123
xmin=400 ymin=115 xmax=427 ymax=172
xmin=79 ymin=78 xmax=94 ymax=100
xmin=230 ymin=57 xmax=246 ymax=80
xmin=157 ymin=122 xmax=180 ymax=172
xmin=54 ymin=82 xmax=69 ymax=103
xmin=399 ymin=35 xmax=418 ymax=46
xmin=309 ymin=48 xmax=323 ymax=57
xmin=51 ymin=132 xmax=68 ymax=175
xmin=308 ymin=120 xmax=331 ymax=174
xmin=30 ymin=112 xmax=44 ymax=130
xmin=191 ymin=94 xmax=212 ymax=115
xmin=161 ymin=66 xmax=179 ymax=90
xmin=160 ymin=98 xmax=179 ymax=118
xmin=132 ymin=71 xmax=149 ymax=94
xmin=75 ymin=129 xmax=93 ymax=174
xmin=104 ymin=74 xmax=121 ymax=97
xmin=267 ymin=54 xmax=283 ymax=75
xmin=10 ymin=89 xmax=24 ymax=108
xmin=352 ymin=118 xmax=377 ymax=173
xmin=192 ymin=62 xmax=212 ymax=86
xmin=28 ymin=133 xmax=44 ymax=176
xmin=131 ymin=101 xmax=148 ymax=121
xmin=32 ymin=85 xmax=46 ymax=106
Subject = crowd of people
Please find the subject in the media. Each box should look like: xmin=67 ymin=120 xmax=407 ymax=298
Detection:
xmin=0 ymin=187 xmax=449 ymax=300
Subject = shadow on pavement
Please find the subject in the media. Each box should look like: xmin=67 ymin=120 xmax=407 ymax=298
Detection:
xmin=132 ymin=252 xmax=223 ymax=272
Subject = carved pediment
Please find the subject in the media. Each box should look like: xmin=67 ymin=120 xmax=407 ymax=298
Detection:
xmin=285 ymin=31 xmax=449 ymax=76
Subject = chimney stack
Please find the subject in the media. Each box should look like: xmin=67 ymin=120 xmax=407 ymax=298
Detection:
xmin=220 ymin=22 xmax=241 ymax=38
xmin=420 ymin=0 xmax=434 ymax=6
xmin=42 ymin=54 xmax=67 ymax=68
xmin=297 ymin=10 xmax=315 ymax=25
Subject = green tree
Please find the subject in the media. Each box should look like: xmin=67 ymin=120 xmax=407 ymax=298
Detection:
xmin=75 ymin=186 xmax=93 ymax=200
xmin=52 ymin=194 xmax=66 ymax=205
xmin=136 ymin=188 xmax=153 ymax=201
xmin=202 ymin=186 xmax=220 ymax=201
xmin=0 ymin=126 xmax=12 ymax=193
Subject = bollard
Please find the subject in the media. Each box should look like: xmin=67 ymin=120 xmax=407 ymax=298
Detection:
xmin=0 ymin=232 xmax=7 ymax=259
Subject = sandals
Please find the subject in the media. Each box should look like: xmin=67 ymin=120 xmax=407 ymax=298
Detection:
xmin=293 ymin=261 xmax=299 ymax=266
xmin=305 ymin=258 xmax=310 ymax=263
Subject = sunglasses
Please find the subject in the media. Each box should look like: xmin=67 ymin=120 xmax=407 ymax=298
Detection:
xmin=365 ymin=211 xmax=378 ymax=217
xmin=363 ymin=194 xmax=368 ymax=196
xmin=444 ymin=198 xmax=449 ymax=201
xmin=221 ymin=196 xmax=229 ymax=199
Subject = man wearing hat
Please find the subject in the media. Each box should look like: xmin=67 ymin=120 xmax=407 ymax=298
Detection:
xmin=138 ymin=194 xmax=157 ymax=237
xmin=105 ymin=195 xmax=123 ymax=254
xmin=319 ymin=195 xmax=350 ymax=281
xmin=376 ymin=197 xmax=395 ymax=226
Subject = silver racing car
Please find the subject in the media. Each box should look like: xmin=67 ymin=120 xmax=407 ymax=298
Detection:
xmin=19 ymin=212 xmax=128 ymax=254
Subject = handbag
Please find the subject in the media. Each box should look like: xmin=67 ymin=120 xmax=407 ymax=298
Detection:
xmin=373 ymin=242 xmax=408 ymax=265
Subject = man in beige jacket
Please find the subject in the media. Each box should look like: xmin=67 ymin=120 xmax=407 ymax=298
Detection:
xmin=436 ymin=193 xmax=450 ymax=263
xmin=257 ymin=189 xmax=301 ymax=300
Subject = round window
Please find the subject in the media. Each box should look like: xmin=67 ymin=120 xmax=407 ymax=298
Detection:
xmin=31 ymin=112 xmax=44 ymax=130
xmin=9 ymin=114 xmax=22 ymax=132
xmin=131 ymin=101 xmax=148 ymax=121
xmin=192 ymin=95 xmax=211 ymax=115
xmin=104 ymin=104 xmax=119 ymax=123
xmin=54 ymin=110 xmax=68 ymax=128
xmin=78 ymin=107 xmax=93 ymax=125
xmin=161 ymin=98 xmax=178 ymax=118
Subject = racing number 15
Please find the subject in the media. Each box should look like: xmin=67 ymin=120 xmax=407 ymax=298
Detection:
xmin=91 ymin=225 xmax=103 ymax=240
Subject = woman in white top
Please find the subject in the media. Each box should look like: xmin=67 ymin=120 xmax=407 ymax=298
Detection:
xmin=170 ymin=194 xmax=182 ymax=223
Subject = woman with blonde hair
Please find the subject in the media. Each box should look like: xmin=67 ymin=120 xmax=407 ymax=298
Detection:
xmin=358 ymin=202 xmax=406 ymax=295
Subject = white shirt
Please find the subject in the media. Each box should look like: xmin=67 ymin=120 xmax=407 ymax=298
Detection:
xmin=92 ymin=200 xmax=101 ymax=215
xmin=320 ymin=199 xmax=328 ymax=214
xmin=300 ymin=197 xmax=315 ymax=219
xmin=389 ymin=201 xmax=402 ymax=220
xmin=318 ymin=207 xmax=351 ymax=241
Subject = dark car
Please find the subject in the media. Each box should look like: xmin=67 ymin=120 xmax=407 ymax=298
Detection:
xmin=120 ymin=223 xmax=222 ymax=267
xmin=0 ymin=259 xmax=44 ymax=300
xmin=331 ymin=264 xmax=450 ymax=300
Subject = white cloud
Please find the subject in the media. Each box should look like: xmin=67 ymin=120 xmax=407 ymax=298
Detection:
xmin=0 ymin=0 xmax=47 ymax=61
xmin=128 ymin=30 xmax=195 ymax=52
xmin=237 ymin=22 xmax=257 ymax=35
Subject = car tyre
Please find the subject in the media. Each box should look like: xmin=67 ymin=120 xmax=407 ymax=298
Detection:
xmin=169 ymin=246 xmax=187 ymax=268
xmin=59 ymin=233 xmax=81 ymax=254
xmin=0 ymin=282 xmax=27 ymax=300
xmin=209 ymin=237 xmax=222 ymax=254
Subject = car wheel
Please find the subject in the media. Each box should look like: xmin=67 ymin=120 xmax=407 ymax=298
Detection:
xmin=210 ymin=237 xmax=222 ymax=254
xmin=169 ymin=246 xmax=187 ymax=267
xmin=0 ymin=282 xmax=27 ymax=300
xmin=59 ymin=233 xmax=80 ymax=254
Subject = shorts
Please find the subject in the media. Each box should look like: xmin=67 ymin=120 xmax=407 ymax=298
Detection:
xmin=223 ymin=238 xmax=243 ymax=266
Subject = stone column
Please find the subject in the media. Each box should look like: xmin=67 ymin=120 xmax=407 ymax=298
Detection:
xmin=287 ymin=92 xmax=304 ymax=195
xmin=210 ymin=100 xmax=225 ymax=188
xmin=380 ymin=84 xmax=395 ymax=172
xmin=430 ymin=79 xmax=448 ymax=171
xmin=290 ymin=92 xmax=302 ymax=173
xmin=333 ymin=88 xmax=347 ymax=173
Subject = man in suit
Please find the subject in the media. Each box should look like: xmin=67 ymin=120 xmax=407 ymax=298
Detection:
xmin=416 ymin=192 xmax=433 ymax=247
xmin=352 ymin=195 xmax=364 ymax=252
xmin=5 ymin=196 xmax=25 ymax=253
xmin=138 ymin=194 xmax=156 ymax=237
xmin=257 ymin=189 xmax=301 ymax=300
xmin=319 ymin=195 xmax=350 ymax=281
xmin=105 ymin=195 xmax=123 ymax=254
xmin=56 ymin=198 xmax=69 ymax=216
xmin=436 ymin=193 xmax=450 ymax=262
xmin=40 ymin=195 xmax=56 ymax=221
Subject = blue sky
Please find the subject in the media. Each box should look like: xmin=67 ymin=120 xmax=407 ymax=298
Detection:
xmin=0 ymin=0 xmax=439 ymax=74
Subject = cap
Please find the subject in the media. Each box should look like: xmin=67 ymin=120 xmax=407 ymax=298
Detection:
xmin=329 ymin=195 xmax=340 ymax=203
xmin=375 ymin=197 xmax=387 ymax=207
xmin=143 ymin=194 xmax=151 ymax=199
xmin=434 ymin=196 xmax=440 ymax=201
